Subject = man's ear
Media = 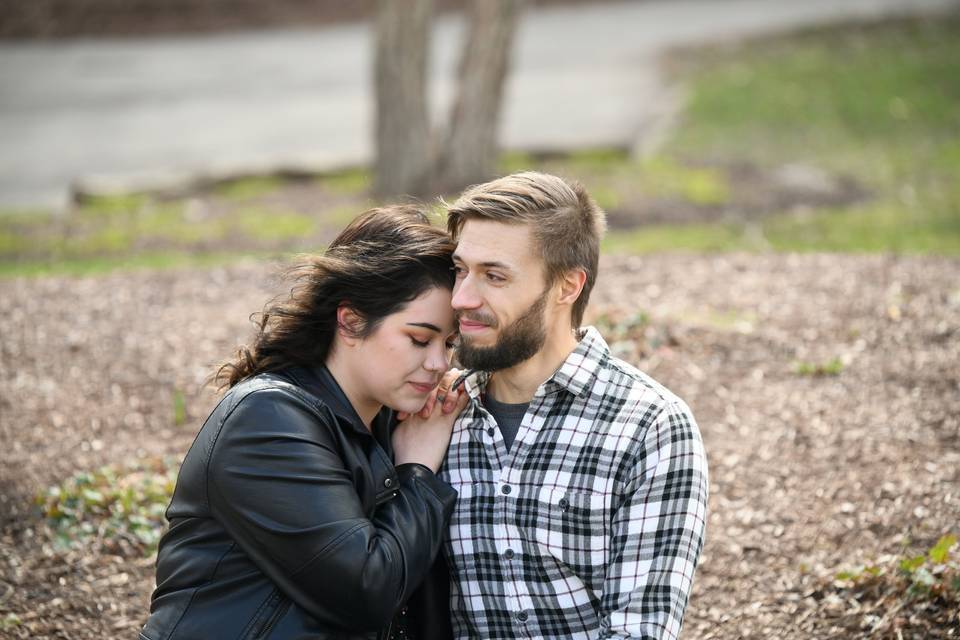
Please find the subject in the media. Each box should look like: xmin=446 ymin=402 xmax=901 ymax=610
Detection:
xmin=556 ymin=269 xmax=587 ymax=307
xmin=336 ymin=306 xmax=364 ymax=346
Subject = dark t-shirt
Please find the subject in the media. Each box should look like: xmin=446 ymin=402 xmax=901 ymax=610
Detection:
xmin=482 ymin=394 xmax=529 ymax=452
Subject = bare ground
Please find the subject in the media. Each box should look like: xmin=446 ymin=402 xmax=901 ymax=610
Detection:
xmin=1 ymin=252 xmax=959 ymax=638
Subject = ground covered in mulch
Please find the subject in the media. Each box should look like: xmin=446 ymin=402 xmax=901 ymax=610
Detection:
xmin=1 ymin=252 xmax=959 ymax=638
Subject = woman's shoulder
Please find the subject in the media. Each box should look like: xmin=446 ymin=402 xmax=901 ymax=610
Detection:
xmin=220 ymin=370 xmax=336 ymax=430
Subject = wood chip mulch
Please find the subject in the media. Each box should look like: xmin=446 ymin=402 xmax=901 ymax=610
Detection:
xmin=2 ymin=253 xmax=958 ymax=638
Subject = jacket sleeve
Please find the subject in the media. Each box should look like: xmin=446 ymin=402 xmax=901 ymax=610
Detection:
xmin=205 ymin=387 xmax=457 ymax=632
xmin=598 ymin=400 xmax=709 ymax=640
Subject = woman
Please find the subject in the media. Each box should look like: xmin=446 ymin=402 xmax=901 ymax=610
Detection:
xmin=141 ymin=206 xmax=463 ymax=640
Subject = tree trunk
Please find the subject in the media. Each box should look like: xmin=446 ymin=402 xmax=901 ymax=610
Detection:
xmin=436 ymin=0 xmax=524 ymax=192
xmin=373 ymin=0 xmax=433 ymax=198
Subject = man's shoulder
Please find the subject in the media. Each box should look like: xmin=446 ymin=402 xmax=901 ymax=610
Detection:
xmin=591 ymin=356 xmax=704 ymax=474
xmin=593 ymin=352 xmax=687 ymax=415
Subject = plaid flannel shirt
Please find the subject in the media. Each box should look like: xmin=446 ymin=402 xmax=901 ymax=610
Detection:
xmin=439 ymin=327 xmax=708 ymax=640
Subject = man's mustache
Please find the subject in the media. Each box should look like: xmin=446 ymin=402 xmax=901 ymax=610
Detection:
xmin=456 ymin=311 xmax=498 ymax=328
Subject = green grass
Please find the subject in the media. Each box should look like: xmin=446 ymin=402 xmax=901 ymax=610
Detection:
xmin=235 ymin=207 xmax=316 ymax=241
xmin=603 ymin=221 xmax=754 ymax=254
xmin=634 ymin=157 xmax=730 ymax=206
xmin=0 ymin=250 xmax=274 ymax=278
xmin=214 ymin=175 xmax=285 ymax=200
xmin=763 ymin=201 xmax=960 ymax=253
xmin=669 ymin=20 xmax=960 ymax=165
xmin=318 ymin=167 xmax=372 ymax=195
xmin=75 ymin=192 xmax=149 ymax=217
xmin=551 ymin=19 xmax=959 ymax=256
xmin=602 ymin=15 xmax=960 ymax=255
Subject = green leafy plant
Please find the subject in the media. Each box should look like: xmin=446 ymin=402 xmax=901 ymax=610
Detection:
xmin=831 ymin=534 xmax=959 ymax=636
xmin=590 ymin=306 xmax=681 ymax=362
xmin=36 ymin=458 xmax=179 ymax=556
xmin=897 ymin=534 xmax=959 ymax=599
xmin=172 ymin=388 xmax=187 ymax=426
xmin=793 ymin=356 xmax=844 ymax=376
xmin=0 ymin=614 xmax=22 ymax=630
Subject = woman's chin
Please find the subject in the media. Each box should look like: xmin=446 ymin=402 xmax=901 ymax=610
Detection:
xmin=389 ymin=398 xmax=427 ymax=416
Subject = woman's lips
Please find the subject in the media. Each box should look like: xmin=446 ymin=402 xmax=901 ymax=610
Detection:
xmin=408 ymin=381 xmax=436 ymax=394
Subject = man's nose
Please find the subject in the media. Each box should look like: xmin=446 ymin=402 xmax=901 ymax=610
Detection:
xmin=451 ymin=275 xmax=481 ymax=310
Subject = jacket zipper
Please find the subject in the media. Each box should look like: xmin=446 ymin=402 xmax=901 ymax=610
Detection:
xmin=255 ymin=597 xmax=291 ymax=639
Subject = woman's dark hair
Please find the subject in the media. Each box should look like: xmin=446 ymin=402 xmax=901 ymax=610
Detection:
xmin=215 ymin=205 xmax=456 ymax=389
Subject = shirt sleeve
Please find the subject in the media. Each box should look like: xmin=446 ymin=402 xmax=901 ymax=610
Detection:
xmin=206 ymin=388 xmax=457 ymax=632
xmin=598 ymin=399 xmax=709 ymax=640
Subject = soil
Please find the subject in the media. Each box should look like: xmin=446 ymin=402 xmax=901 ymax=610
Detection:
xmin=2 ymin=252 xmax=958 ymax=638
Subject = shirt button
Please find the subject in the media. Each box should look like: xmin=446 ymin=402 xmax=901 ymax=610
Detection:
xmin=384 ymin=478 xmax=394 ymax=488
xmin=487 ymin=427 xmax=495 ymax=437
xmin=516 ymin=611 xmax=528 ymax=622
xmin=501 ymin=484 xmax=512 ymax=495
xmin=504 ymin=548 xmax=515 ymax=559
xmin=558 ymin=497 xmax=569 ymax=511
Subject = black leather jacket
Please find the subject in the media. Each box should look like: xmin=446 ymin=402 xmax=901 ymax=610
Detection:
xmin=140 ymin=365 xmax=456 ymax=640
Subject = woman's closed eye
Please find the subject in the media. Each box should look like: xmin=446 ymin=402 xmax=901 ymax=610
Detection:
xmin=411 ymin=335 xmax=459 ymax=349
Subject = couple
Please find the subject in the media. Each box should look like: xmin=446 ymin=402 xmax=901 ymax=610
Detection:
xmin=140 ymin=172 xmax=708 ymax=640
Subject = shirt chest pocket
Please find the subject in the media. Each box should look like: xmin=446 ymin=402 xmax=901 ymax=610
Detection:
xmin=529 ymin=487 xmax=610 ymax=590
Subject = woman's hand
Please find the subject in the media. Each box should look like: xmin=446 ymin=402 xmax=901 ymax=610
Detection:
xmin=397 ymin=368 xmax=465 ymax=421
xmin=393 ymin=388 xmax=469 ymax=473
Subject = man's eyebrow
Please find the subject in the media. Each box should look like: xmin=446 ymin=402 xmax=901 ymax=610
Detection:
xmin=406 ymin=322 xmax=442 ymax=332
xmin=452 ymin=254 xmax=515 ymax=271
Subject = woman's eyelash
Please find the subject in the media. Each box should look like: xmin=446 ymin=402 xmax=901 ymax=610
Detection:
xmin=410 ymin=337 xmax=429 ymax=347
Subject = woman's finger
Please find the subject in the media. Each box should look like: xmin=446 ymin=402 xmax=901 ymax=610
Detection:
xmin=441 ymin=386 xmax=461 ymax=413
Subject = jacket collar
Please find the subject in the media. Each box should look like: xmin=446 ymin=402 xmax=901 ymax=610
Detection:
xmin=280 ymin=364 xmax=394 ymax=440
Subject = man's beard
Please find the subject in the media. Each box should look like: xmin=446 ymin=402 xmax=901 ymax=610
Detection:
xmin=456 ymin=288 xmax=548 ymax=372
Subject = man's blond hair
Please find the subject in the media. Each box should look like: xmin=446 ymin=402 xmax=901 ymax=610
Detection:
xmin=447 ymin=171 xmax=606 ymax=327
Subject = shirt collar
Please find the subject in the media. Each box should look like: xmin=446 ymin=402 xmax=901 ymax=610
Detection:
xmin=460 ymin=326 xmax=609 ymax=400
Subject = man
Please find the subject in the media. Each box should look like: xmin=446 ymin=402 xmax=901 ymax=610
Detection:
xmin=438 ymin=172 xmax=708 ymax=640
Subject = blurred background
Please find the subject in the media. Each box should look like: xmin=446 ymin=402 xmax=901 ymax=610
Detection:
xmin=1 ymin=1 xmax=958 ymax=638
xmin=2 ymin=0 xmax=958 ymax=269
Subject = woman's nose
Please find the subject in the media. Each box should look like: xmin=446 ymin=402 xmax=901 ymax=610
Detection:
xmin=424 ymin=344 xmax=449 ymax=373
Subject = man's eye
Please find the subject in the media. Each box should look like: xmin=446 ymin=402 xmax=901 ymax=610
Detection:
xmin=452 ymin=266 xmax=466 ymax=278
xmin=486 ymin=272 xmax=505 ymax=283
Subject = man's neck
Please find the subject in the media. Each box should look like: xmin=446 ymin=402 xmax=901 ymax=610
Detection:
xmin=487 ymin=326 xmax=579 ymax=404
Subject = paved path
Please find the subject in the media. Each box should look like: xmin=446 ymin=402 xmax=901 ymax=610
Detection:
xmin=0 ymin=0 xmax=955 ymax=209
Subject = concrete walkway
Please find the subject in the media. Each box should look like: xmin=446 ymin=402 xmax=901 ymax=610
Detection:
xmin=0 ymin=0 xmax=955 ymax=209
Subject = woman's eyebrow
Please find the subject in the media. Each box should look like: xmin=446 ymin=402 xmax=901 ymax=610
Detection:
xmin=406 ymin=322 xmax=441 ymax=332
